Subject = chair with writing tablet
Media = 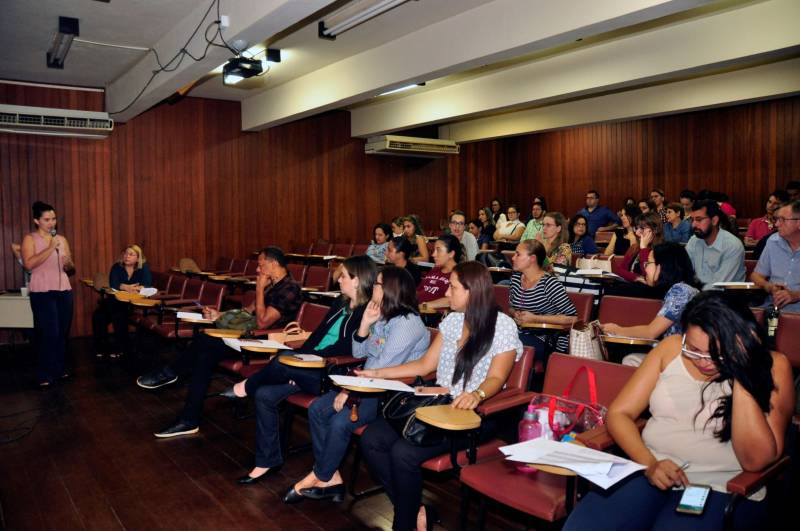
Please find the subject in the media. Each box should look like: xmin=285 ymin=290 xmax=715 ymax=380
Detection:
xmin=330 ymin=242 xmax=354 ymax=258
xmin=352 ymin=243 xmax=370 ymax=256
xmin=310 ymin=240 xmax=333 ymax=257
xmin=304 ymin=265 xmax=332 ymax=292
xmin=458 ymin=353 xmax=637 ymax=529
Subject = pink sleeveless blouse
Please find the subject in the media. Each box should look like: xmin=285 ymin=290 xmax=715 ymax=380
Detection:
xmin=28 ymin=233 xmax=72 ymax=293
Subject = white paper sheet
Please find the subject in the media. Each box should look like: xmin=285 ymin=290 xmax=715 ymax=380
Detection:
xmin=416 ymin=261 xmax=435 ymax=268
xmin=222 ymin=338 xmax=291 ymax=352
xmin=712 ymin=282 xmax=755 ymax=288
xmin=139 ymin=287 xmax=158 ymax=297
xmin=499 ymin=439 xmax=645 ymax=489
xmin=176 ymin=311 xmax=204 ymax=320
xmin=309 ymin=291 xmax=342 ymax=298
xmin=290 ymin=354 xmax=323 ymax=362
xmin=329 ymin=375 xmax=415 ymax=392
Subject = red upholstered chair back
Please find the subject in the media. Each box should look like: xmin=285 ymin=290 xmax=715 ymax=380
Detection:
xmin=493 ymin=284 xmax=510 ymax=315
xmin=745 ymin=259 xmax=758 ymax=280
xmin=543 ymin=353 xmax=637 ymax=406
xmin=242 ymin=260 xmax=258 ymax=276
xmin=213 ymin=257 xmax=233 ymax=271
xmin=229 ymin=259 xmax=248 ymax=275
xmin=167 ymin=275 xmax=187 ymax=296
xmin=426 ymin=241 xmax=435 ymax=256
xmin=287 ymin=264 xmax=306 ymax=284
xmin=352 ymin=243 xmax=370 ymax=256
xmin=750 ymin=307 xmax=765 ymax=327
xmin=241 ymin=290 xmax=256 ymax=309
xmin=152 ymin=271 xmax=169 ymax=291
xmin=310 ymin=240 xmax=332 ymax=255
xmin=297 ymin=302 xmax=329 ymax=331
xmin=331 ymin=243 xmax=354 ymax=257
xmin=304 ymin=266 xmax=331 ymax=290
xmin=598 ymin=295 xmax=662 ymax=327
xmin=775 ymin=312 xmax=800 ymax=369
xmin=182 ymin=278 xmax=203 ymax=300
xmin=291 ymin=241 xmax=312 ymax=254
xmin=609 ymin=255 xmax=623 ymax=271
xmin=594 ymin=231 xmax=613 ymax=244
xmin=198 ymin=282 xmax=226 ymax=310
xmin=506 ymin=346 xmax=534 ymax=392
xmin=567 ymin=292 xmax=594 ymax=323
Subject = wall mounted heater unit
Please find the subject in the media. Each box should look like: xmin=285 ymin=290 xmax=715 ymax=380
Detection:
xmin=0 ymin=104 xmax=114 ymax=139
xmin=365 ymin=135 xmax=459 ymax=158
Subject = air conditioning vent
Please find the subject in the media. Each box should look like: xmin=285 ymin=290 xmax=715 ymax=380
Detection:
xmin=0 ymin=104 xmax=113 ymax=139
xmin=365 ymin=135 xmax=459 ymax=158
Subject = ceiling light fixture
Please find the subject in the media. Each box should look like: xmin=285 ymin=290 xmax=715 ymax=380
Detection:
xmin=46 ymin=16 xmax=80 ymax=69
xmin=379 ymin=82 xmax=425 ymax=96
xmin=319 ymin=0 xmax=415 ymax=40
xmin=222 ymin=57 xmax=262 ymax=85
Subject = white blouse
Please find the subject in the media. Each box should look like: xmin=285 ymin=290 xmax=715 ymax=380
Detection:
xmin=435 ymin=312 xmax=523 ymax=395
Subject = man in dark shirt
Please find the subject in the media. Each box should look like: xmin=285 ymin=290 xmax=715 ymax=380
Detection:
xmin=137 ymin=246 xmax=302 ymax=438
xmin=577 ymin=189 xmax=620 ymax=237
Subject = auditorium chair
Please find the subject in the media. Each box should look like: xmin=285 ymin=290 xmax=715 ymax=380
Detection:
xmin=176 ymin=257 xmax=202 ymax=274
xmin=150 ymin=271 xmax=170 ymax=292
xmin=151 ymin=274 xmax=187 ymax=301
xmin=330 ymin=242 xmax=354 ymax=258
xmin=288 ymin=263 xmax=307 ymax=285
xmin=458 ymin=353 xmax=637 ymax=529
xmin=310 ymin=240 xmax=333 ymax=256
xmin=493 ymin=284 xmax=510 ymax=315
xmin=303 ymin=265 xmax=332 ymax=291
xmin=745 ymin=259 xmax=758 ymax=280
xmin=597 ymin=295 xmax=662 ymax=327
xmin=208 ymin=257 xmax=234 ymax=274
xmin=352 ymin=243 xmax=369 ymax=256
xmin=144 ymin=281 xmax=227 ymax=341
xmin=290 ymin=241 xmax=312 ymax=254
xmin=227 ymin=258 xmax=249 ymax=276
xmin=567 ymin=291 xmax=594 ymax=323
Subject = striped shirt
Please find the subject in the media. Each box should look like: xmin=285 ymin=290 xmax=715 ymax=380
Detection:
xmin=509 ymin=272 xmax=576 ymax=352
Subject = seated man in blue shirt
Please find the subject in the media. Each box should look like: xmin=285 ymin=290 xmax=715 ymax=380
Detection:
xmin=685 ymin=199 xmax=745 ymax=290
xmin=751 ymin=200 xmax=800 ymax=312
xmin=577 ymin=189 xmax=620 ymax=237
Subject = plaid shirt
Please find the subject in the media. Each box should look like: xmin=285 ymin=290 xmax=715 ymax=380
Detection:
xmin=263 ymin=275 xmax=302 ymax=328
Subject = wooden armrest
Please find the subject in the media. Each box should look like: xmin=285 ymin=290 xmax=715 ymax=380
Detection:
xmin=726 ymin=455 xmax=790 ymax=496
xmin=324 ymin=355 xmax=362 ymax=367
xmin=477 ymin=390 xmax=534 ymax=416
xmin=151 ymin=293 xmax=180 ymax=301
xmin=163 ymin=298 xmax=198 ymax=307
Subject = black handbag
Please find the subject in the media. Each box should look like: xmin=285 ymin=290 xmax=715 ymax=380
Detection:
xmin=382 ymin=376 xmax=452 ymax=446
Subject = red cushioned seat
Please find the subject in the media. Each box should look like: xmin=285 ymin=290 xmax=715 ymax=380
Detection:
xmin=460 ymin=456 xmax=568 ymax=521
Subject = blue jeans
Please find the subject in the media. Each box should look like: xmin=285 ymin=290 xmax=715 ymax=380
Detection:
xmin=29 ymin=290 xmax=73 ymax=383
xmin=563 ymin=474 xmax=766 ymax=531
xmin=309 ymin=391 xmax=379 ymax=481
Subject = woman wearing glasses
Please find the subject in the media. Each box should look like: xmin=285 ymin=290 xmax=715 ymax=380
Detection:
xmin=565 ymin=292 xmax=794 ymax=531
xmin=601 ymin=242 xmax=700 ymax=366
xmin=492 ymin=204 xmax=525 ymax=243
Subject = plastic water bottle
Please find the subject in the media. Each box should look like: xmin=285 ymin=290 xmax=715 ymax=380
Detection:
xmin=518 ymin=405 xmax=542 ymax=442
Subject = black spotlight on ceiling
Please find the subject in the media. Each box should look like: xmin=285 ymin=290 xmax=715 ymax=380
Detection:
xmin=222 ymin=57 xmax=262 ymax=85
xmin=47 ymin=16 xmax=80 ymax=69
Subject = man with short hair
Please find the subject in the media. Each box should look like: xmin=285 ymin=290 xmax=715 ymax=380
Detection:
xmin=751 ymin=200 xmax=800 ymax=312
xmin=685 ymin=199 xmax=745 ymax=290
xmin=521 ymin=201 xmax=546 ymax=241
xmin=745 ymin=190 xmax=790 ymax=247
xmin=449 ymin=210 xmax=478 ymax=261
xmin=786 ymin=180 xmax=800 ymax=202
xmin=138 ymin=246 xmax=302 ymax=437
xmin=577 ymin=190 xmax=619 ymax=237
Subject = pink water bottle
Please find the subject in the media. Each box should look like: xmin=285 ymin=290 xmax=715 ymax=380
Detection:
xmin=516 ymin=405 xmax=542 ymax=474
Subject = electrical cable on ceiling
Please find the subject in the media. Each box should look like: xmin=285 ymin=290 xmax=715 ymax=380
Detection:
xmin=108 ymin=0 xmax=240 ymax=116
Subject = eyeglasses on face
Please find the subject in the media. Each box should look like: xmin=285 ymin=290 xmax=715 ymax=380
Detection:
xmin=681 ymin=335 xmax=713 ymax=360
xmin=450 ymin=220 xmax=465 ymax=226
xmin=775 ymin=216 xmax=800 ymax=224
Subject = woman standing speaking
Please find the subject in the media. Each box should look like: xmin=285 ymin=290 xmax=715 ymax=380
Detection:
xmin=21 ymin=201 xmax=74 ymax=387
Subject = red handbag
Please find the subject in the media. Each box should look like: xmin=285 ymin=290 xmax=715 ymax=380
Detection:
xmin=528 ymin=366 xmax=607 ymax=441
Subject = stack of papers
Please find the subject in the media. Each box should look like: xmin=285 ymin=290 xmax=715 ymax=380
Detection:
xmin=139 ymin=287 xmax=158 ymax=297
xmin=222 ymin=338 xmax=291 ymax=352
xmin=712 ymin=281 xmax=755 ymax=288
xmin=499 ymin=439 xmax=645 ymax=489
xmin=176 ymin=311 xmax=204 ymax=320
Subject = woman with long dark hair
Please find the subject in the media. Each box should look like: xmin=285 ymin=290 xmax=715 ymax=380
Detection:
xmin=416 ymin=233 xmax=463 ymax=308
xmin=386 ymin=237 xmax=422 ymax=285
xmin=402 ymin=215 xmax=430 ymax=262
xmin=604 ymin=204 xmax=639 ymax=256
xmin=21 ymin=201 xmax=74 ymax=386
xmin=283 ymin=267 xmax=430 ymax=503
xmin=366 ymin=222 xmax=393 ymax=263
xmin=357 ymin=261 xmax=523 ymax=531
xmin=226 ymin=255 xmax=377 ymax=483
xmin=564 ymin=292 xmax=794 ymax=530
xmin=567 ymin=214 xmax=599 ymax=255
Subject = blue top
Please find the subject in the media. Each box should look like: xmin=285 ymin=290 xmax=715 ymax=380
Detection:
xmin=685 ymin=229 xmax=745 ymax=290
xmin=570 ymin=236 xmax=598 ymax=255
xmin=577 ymin=206 xmax=620 ymax=237
xmin=657 ymin=282 xmax=700 ymax=337
xmin=755 ymin=232 xmax=800 ymax=313
xmin=108 ymin=262 xmax=152 ymax=290
xmin=663 ymin=219 xmax=692 ymax=244
xmin=366 ymin=242 xmax=388 ymax=263
xmin=352 ymin=313 xmax=429 ymax=369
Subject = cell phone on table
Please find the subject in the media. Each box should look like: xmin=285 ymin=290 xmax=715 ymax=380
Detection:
xmin=676 ymin=484 xmax=711 ymax=515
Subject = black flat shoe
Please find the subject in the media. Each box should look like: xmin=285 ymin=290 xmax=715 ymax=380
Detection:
xmin=282 ymin=486 xmax=307 ymax=504
xmin=301 ymin=484 xmax=345 ymax=503
xmin=236 ymin=466 xmax=281 ymax=485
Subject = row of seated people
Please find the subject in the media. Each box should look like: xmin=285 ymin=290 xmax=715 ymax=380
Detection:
xmin=101 ymin=241 xmax=795 ymax=529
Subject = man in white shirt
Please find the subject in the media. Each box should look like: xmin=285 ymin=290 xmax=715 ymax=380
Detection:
xmin=449 ymin=210 xmax=478 ymax=261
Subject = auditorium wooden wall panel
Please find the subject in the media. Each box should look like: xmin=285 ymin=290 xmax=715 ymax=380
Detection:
xmin=507 ymin=97 xmax=800 ymax=219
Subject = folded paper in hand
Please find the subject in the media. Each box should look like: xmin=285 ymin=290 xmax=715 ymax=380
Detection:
xmin=222 ymin=338 xmax=291 ymax=352
xmin=499 ymin=438 xmax=645 ymax=489
xmin=329 ymin=375 xmax=415 ymax=392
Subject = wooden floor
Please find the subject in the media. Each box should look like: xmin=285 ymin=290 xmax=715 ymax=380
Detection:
xmin=0 ymin=337 xmax=526 ymax=531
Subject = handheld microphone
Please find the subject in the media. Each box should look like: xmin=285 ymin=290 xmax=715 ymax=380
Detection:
xmin=50 ymin=229 xmax=59 ymax=254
